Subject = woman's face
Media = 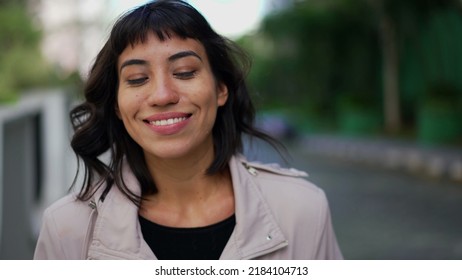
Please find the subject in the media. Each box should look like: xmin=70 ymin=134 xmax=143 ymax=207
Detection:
xmin=116 ymin=32 xmax=228 ymax=162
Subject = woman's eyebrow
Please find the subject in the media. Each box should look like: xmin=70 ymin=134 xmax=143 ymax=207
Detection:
xmin=168 ymin=50 xmax=202 ymax=62
xmin=119 ymin=59 xmax=148 ymax=73
xmin=119 ymin=51 xmax=201 ymax=73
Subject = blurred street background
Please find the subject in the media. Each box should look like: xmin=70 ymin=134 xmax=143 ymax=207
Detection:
xmin=1 ymin=0 xmax=461 ymax=259
xmin=245 ymin=137 xmax=462 ymax=260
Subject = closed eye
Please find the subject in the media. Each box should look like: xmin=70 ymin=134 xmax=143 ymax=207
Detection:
xmin=127 ymin=77 xmax=148 ymax=86
xmin=174 ymin=71 xmax=196 ymax=80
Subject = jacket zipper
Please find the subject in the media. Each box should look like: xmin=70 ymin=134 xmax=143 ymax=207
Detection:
xmin=81 ymin=200 xmax=98 ymax=259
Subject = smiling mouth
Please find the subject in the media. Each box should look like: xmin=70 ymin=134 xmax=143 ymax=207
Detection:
xmin=144 ymin=114 xmax=192 ymax=126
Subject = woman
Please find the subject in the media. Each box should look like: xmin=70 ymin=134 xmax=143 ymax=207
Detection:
xmin=34 ymin=0 xmax=342 ymax=260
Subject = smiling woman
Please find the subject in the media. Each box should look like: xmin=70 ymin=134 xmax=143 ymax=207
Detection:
xmin=116 ymin=34 xmax=228 ymax=163
xmin=33 ymin=0 xmax=343 ymax=260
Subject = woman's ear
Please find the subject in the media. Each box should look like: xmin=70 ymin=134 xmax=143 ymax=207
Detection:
xmin=217 ymin=82 xmax=228 ymax=107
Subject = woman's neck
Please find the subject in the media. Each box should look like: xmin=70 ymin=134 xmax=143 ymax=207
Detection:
xmin=144 ymin=144 xmax=216 ymax=193
xmin=140 ymin=148 xmax=235 ymax=227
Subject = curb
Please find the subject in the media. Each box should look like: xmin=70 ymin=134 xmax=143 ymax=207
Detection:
xmin=299 ymin=135 xmax=462 ymax=184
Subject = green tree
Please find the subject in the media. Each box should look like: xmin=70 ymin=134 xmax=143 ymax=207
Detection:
xmin=242 ymin=0 xmax=462 ymax=140
xmin=242 ymin=0 xmax=381 ymax=132
xmin=0 ymin=2 xmax=55 ymax=102
xmin=367 ymin=0 xmax=461 ymax=134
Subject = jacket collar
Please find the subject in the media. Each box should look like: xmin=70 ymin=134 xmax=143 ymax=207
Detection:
xmin=220 ymin=154 xmax=288 ymax=259
xmin=87 ymin=160 xmax=154 ymax=259
xmin=88 ymin=155 xmax=288 ymax=259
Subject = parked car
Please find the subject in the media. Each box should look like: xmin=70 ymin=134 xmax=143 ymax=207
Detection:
xmin=255 ymin=112 xmax=298 ymax=141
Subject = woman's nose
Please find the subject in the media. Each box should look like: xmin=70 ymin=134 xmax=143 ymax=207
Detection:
xmin=146 ymin=77 xmax=180 ymax=106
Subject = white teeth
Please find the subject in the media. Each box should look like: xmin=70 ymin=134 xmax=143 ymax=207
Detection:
xmin=150 ymin=117 xmax=187 ymax=126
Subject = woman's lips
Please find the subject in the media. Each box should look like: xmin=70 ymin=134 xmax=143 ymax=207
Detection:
xmin=146 ymin=116 xmax=188 ymax=126
xmin=143 ymin=112 xmax=192 ymax=135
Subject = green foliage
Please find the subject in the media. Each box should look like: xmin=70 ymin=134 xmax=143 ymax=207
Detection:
xmin=399 ymin=8 xmax=462 ymax=133
xmin=241 ymin=0 xmax=462 ymax=142
xmin=0 ymin=3 xmax=58 ymax=102
xmin=0 ymin=4 xmax=40 ymax=46
xmin=241 ymin=0 xmax=382 ymax=133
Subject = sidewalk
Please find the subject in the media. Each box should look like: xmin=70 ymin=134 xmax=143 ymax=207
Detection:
xmin=299 ymin=134 xmax=462 ymax=184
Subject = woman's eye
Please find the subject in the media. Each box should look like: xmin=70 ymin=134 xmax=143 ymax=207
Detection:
xmin=127 ymin=77 xmax=148 ymax=85
xmin=174 ymin=71 xmax=196 ymax=80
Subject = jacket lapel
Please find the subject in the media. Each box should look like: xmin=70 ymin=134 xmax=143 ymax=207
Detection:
xmin=220 ymin=155 xmax=288 ymax=259
xmin=87 ymin=161 xmax=156 ymax=260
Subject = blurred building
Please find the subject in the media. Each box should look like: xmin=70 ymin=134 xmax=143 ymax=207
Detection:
xmin=32 ymin=0 xmax=149 ymax=78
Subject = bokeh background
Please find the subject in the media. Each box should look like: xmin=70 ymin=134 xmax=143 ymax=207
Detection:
xmin=0 ymin=0 xmax=461 ymax=259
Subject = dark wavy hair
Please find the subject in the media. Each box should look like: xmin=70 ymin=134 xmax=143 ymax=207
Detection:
xmin=70 ymin=0 xmax=283 ymax=204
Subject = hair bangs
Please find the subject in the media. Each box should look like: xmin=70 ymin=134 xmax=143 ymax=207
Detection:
xmin=110 ymin=1 xmax=210 ymax=55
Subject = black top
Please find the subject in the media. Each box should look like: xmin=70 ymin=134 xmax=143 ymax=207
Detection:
xmin=139 ymin=214 xmax=236 ymax=260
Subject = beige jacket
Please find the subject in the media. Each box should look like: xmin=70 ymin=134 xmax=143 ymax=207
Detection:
xmin=34 ymin=154 xmax=343 ymax=260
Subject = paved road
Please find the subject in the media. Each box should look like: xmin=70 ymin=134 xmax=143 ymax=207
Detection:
xmin=246 ymin=139 xmax=462 ymax=259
